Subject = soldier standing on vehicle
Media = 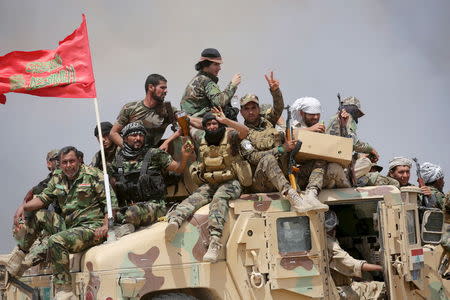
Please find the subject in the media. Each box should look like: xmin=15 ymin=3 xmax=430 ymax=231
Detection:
xmin=180 ymin=48 xmax=241 ymax=120
xmin=419 ymin=162 xmax=446 ymax=209
xmin=112 ymin=122 xmax=191 ymax=237
xmin=110 ymin=74 xmax=179 ymax=152
xmin=0 ymin=146 xmax=118 ymax=300
xmin=90 ymin=121 xmax=118 ymax=172
xmin=290 ymin=97 xmax=351 ymax=198
xmin=165 ymin=107 xmax=249 ymax=262
xmin=325 ymin=210 xmax=385 ymax=299
xmin=239 ymin=72 xmax=327 ymax=212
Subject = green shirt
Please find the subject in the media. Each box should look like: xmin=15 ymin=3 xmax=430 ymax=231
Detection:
xmin=37 ymin=165 xmax=118 ymax=229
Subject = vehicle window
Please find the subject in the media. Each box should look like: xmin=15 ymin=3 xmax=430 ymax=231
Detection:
xmin=406 ymin=210 xmax=417 ymax=244
xmin=277 ymin=216 xmax=311 ymax=253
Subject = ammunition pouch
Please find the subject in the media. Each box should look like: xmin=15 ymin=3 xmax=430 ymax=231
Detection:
xmin=138 ymin=170 xmax=166 ymax=200
xmin=203 ymin=170 xmax=234 ymax=184
xmin=189 ymin=161 xmax=205 ymax=186
xmin=232 ymin=160 xmax=253 ymax=187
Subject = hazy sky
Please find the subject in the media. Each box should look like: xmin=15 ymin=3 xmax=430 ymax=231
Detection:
xmin=1 ymin=0 xmax=449 ymax=252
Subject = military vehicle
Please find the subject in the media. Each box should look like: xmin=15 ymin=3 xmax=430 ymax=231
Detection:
xmin=0 ymin=183 xmax=448 ymax=299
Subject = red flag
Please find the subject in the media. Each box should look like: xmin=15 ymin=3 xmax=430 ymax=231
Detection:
xmin=0 ymin=14 xmax=96 ymax=104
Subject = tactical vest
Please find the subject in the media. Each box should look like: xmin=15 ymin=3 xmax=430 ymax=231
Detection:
xmin=115 ymin=151 xmax=166 ymax=206
xmin=247 ymin=118 xmax=282 ymax=151
xmin=195 ymin=133 xmax=252 ymax=186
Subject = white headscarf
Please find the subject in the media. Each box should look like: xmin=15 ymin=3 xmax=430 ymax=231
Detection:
xmin=420 ymin=162 xmax=444 ymax=184
xmin=388 ymin=157 xmax=412 ymax=171
xmin=291 ymin=97 xmax=321 ymax=126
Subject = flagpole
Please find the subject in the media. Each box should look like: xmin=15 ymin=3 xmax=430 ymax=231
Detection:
xmin=93 ymin=97 xmax=115 ymax=241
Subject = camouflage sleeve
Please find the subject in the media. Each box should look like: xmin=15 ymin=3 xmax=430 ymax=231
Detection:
xmin=328 ymin=236 xmax=366 ymax=277
xmin=93 ymin=171 xmax=119 ymax=212
xmin=326 ymin=116 xmax=373 ymax=153
xmin=204 ymin=80 xmax=237 ymax=108
xmin=267 ymin=88 xmax=284 ymax=126
xmin=151 ymin=149 xmax=174 ymax=170
xmin=116 ymin=102 xmax=136 ymax=126
xmin=431 ymin=190 xmax=446 ymax=210
xmin=445 ymin=193 xmax=450 ymax=212
xmin=36 ymin=174 xmax=58 ymax=207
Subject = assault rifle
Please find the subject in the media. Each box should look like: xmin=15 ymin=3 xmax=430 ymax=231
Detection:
xmin=412 ymin=157 xmax=435 ymax=208
xmin=337 ymin=93 xmax=357 ymax=186
xmin=337 ymin=93 xmax=345 ymax=137
xmin=285 ymin=105 xmax=302 ymax=190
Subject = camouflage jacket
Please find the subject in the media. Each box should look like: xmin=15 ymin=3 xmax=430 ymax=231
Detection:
xmin=31 ymin=172 xmax=53 ymax=195
xmin=111 ymin=148 xmax=173 ymax=205
xmin=116 ymin=100 xmax=177 ymax=148
xmin=326 ymin=114 xmax=373 ymax=154
xmin=244 ymin=89 xmax=285 ymax=165
xmin=180 ymin=71 xmax=238 ymax=117
xmin=90 ymin=145 xmax=119 ymax=173
xmin=37 ymin=165 xmax=118 ymax=229
xmin=428 ymin=186 xmax=445 ymax=210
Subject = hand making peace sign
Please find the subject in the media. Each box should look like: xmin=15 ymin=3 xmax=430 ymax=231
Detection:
xmin=264 ymin=71 xmax=280 ymax=91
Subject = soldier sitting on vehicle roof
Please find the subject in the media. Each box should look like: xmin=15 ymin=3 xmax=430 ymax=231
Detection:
xmin=325 ymin=210 xmax=386 ymax=300
xmin=354 ymin=155 xmax=400 ymax=188
xmin=111 ymin=122 xmax=192 ymax=238
xmin=238 ymin=72 xmax=327 ymax=213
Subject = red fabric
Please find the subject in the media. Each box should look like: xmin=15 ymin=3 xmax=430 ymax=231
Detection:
xmin=411 ymin=248 xmax=424 ymax=256
xmin=0 ymin=14 xmax=96 ymax=104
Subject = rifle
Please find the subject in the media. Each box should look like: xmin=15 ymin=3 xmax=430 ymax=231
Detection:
xmin=412 ymin=157 xmax=435 ymax=208
xmin=337 ymin=93 xmax=345 ymax=137
xmin=337 ymin=93 xmax=357 ymax=186
xmin=285 ymin=105 xmax=302 ymax=190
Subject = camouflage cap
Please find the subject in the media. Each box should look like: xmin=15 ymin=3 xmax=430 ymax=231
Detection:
xmin=46 ymin=149 xmax=60 ymax=161
xmin=240 ymin=94 xmax=259 ymax=106
xmin=342 ymin=96 xmax=364 ymax=115
xmin=198 ymin=48 xmax=223 ymax=64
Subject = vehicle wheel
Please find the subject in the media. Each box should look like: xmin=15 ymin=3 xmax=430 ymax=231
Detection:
xmin=151 ymin=292 xmax=199 ymax=300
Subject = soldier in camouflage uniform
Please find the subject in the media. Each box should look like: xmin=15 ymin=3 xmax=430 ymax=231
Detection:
xmin=110 ymin=74 xmax=179 ymax=151
xmin=355 ymin=156 xmax=400 ymax=188
xmin=239 ymin=72 xmax=327 ymax=213
xmin=290 ymin=97 xmax=351 ymax=198
xmin=0 ymin=146 xmax=118 ymax=300
xmin=419 ymin=162 xmax=446 ymax=209
xmin=90 ymin=121 xmax=119 ymax=172
xmin=166 ymin=107 xmax=249 ymax=262
xmin=326 ymin=96 xmax=380 ymax=162
xmin=111 ymin=122 xmax=191 ymax=237
xmin=180 ymin=48 xmax=241 ymax=119
xmin=325 ymin=211 xmax=385 ymax=299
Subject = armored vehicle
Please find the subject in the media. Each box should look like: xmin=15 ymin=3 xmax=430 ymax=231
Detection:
xmin=1 ymin=184 xmax=448 ymax=299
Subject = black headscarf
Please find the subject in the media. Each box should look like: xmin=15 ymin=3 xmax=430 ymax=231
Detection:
xmin=202 ymin=112 xmax=226 ymax=146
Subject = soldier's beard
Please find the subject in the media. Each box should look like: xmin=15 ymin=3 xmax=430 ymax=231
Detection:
xmin=205 ymin=126 xmax=226 ymax=146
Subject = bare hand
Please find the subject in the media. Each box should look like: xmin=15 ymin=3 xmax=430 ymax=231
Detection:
xmin=94 ymin=225 xmax=108 ymax=241
xmin=370 ymin=149 xmax=380 ymax=163
xmin=340 ymin=109 xmax=350 ymax=127
xmin=231 ymin=74 xmax=241 ymax=86
xmin=283 ymin=139 xmax=298 ymax=152
xmin=13 ymin=204 xmax=25 ymax=227
xmin=159 ymin=140 xmax=170 ymax=152
xmin=264 ymin=71 xmax=280 ymax=91
xmin=181 ymin=139 xmax=195 ymax=158
xmin=211 ymin=106 xmax=227 ymax=123
xmin=309 ymin=123 xmax=325 ymax=133
xmin=420 ymin=186 xmax=432 ymax=196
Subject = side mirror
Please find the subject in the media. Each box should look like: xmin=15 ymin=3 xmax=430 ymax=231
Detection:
xmin=421 ymin=209 xmax=444 ymax=244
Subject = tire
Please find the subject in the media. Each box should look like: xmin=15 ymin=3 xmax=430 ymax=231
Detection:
xmin=151 ymin=292 xmax=199 ymax=300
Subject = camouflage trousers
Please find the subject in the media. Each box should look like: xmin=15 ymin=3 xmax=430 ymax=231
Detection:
xmin=117 ymin=201 xmax=166 ymax=227
xmin=296 ymin=160 xmax=327 ymax=191
xmin=323 ymin=163 xmax=352 ymax=189
xmin=442 ymin=223 xmax=450 ymax=251
xmin=337 ymin=281 xmax=385 ymax=299
xmin=15 ymin=209 xmax=102 ymax=285
xmin=251 ymin=155 xmax=291 ymax=194
xmin=168 ymin=179 xmax=242 ymax=238
xmin=357 ymin=172 xmax=400 ymax=188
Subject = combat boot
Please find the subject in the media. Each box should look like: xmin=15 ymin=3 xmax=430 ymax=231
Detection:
xmin=0 ymin=246 xmax=26 ymax=277
xmin=303 ymin=188 xmax=329 ymax=212
xmin=286 ymin=188 xmax=313 ymax=213
xmin=114 ymin=223 xmax=135 ymax=239
xmin=54 ymin=284 xmax=76 ymax=300
xmin=203 ymin=236 xmax=222 ymax=263
xmin=165 ymin=221 xmax=179 ymax=242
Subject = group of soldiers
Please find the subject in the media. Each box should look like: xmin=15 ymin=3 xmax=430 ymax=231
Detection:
xmin=0 ymin=48 xmax=448 ymax=299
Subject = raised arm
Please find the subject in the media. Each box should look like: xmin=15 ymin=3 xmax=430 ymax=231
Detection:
xmin=211 ymin=106 xmax=248 ymax=139
xmin=110 ymin=123 xmax=124 ymax=148
xmin=264 ymin=72 xmax=284 ymax=126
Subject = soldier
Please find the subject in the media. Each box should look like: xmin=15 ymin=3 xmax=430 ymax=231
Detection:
xmin=165 ymin=107 xmax=249 ymax=262
xmin=326 ymin=96 xmax=380 ymax=161
xmin=90 ymin=121 xmax=119 ymax=172
xmin=387 ymin=156 xmax=414 ymax=187
xmin=110 ymin=74 xmax=179 ymax=151
xmin=180 ymin=48 xmax=241 ymax=119
xmin=0 ymin=146 xmax=118 ymax=299
xmin=354 ymin=155 xmax=400 ymax=188
xmin=325 ymin=210 xmax=385 ymax=299
xmin=112 ymin=122 xmax=191 ymax=237
xmin=291 ymin=97 xmax=351 ymax=197
xmin=239 ymin=72 xmax=327 ymax=212
xmin=419 ymin=162 xmax=446 ymax=209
